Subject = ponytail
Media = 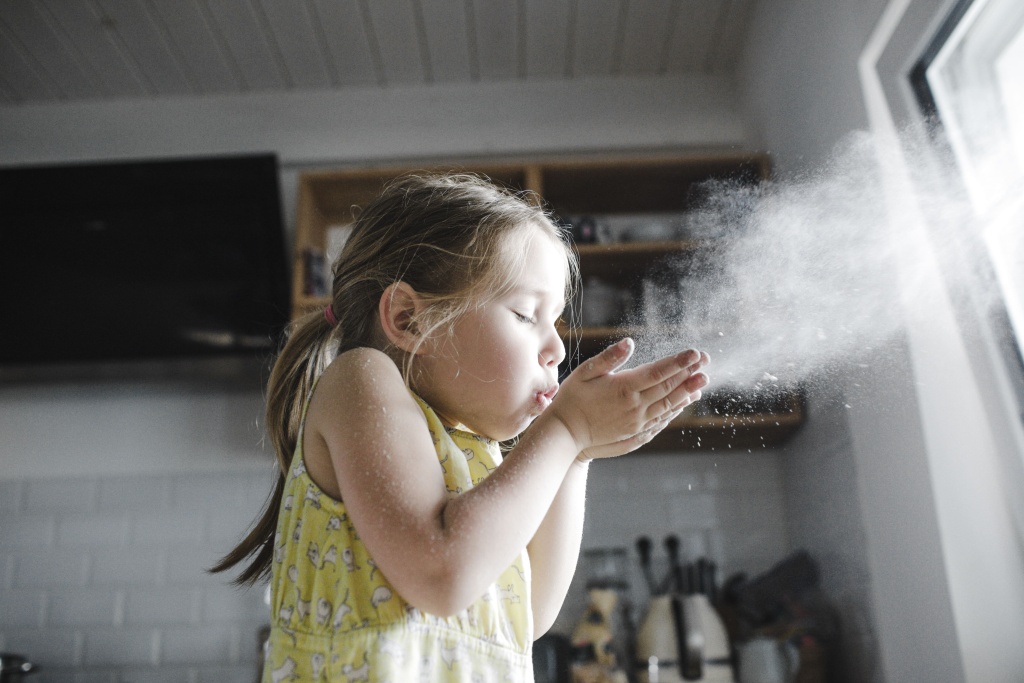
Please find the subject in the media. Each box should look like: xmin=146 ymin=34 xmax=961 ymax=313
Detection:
xmin=208 ymin=309 xmax=337 ymax=585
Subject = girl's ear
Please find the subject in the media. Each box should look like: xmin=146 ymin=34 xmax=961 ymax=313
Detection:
xmin=379 ymin=282 xmax=425 ymax=353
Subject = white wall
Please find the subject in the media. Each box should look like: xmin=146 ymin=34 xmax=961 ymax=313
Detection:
xmin=0 ymin=74 xmax=746 ymax=168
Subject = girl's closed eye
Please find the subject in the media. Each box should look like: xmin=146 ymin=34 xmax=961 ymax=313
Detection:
xmin=513 ymin=310 xmax=537 ymax=324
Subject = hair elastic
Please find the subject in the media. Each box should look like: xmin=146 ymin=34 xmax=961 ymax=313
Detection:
xmin=324 ymin=305 xmax=338 ymax=327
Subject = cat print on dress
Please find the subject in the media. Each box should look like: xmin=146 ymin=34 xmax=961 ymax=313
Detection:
xmin=370 ymin=585 xmax=392 ymax=609
xmin=440 ymin=640 xmax=466 ymax=670
xmin=305 ymin=484 xmax=322 ymax=510
xmin=341 ymin=653 xmax=370 ymax=682
xmin=341 ymin=547 xmax=359 ymax=572
xmin=377 ymin=632 xmax=404 ymax=662
xmin=270 ymin=656 xmax=298 ymax=683
xmin=316 ymin=597 xmax=332 ymax=626
xmin=295 ymin=587 xmax=312 ymax=621
xmin=332 ymin=589 xmax=352 ymax=628
xmin=320 ymin=544 xmax=338 ymax=569
xmin=263 ymin=393 xmax=532 ymax=680
xmin=311 ymin=652 xmax=326 ymax=679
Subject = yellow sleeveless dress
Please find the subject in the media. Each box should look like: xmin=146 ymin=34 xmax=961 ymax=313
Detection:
xmin=262 ymin=390 xmax=534 ymax=682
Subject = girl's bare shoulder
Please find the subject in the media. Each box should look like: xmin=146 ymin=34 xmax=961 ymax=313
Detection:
xmin=311 ymin=347 xmax=420 ymax=424
xmin=325 ymin=346 xmax=401 ymax=382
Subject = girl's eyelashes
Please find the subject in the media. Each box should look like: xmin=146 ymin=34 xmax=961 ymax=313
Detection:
xmin=513 ymin=310 xmax=537 ymax=324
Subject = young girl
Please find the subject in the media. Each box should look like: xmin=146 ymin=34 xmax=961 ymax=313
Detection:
xmin=214 ymin=172 xmax=710 ymax=681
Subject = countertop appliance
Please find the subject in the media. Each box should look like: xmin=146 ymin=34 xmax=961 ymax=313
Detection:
xmin=634 ymin=537 xmax=735 ymax=683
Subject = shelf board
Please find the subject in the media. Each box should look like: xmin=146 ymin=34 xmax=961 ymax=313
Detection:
xmin=572 ymin=239 xmax=708 ymax=281
xmin=646 ymin=395 xmax=805 ymax=451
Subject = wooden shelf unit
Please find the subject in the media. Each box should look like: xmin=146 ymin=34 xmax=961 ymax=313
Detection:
xmin=291 ymin=154 xmax=803 ymax=451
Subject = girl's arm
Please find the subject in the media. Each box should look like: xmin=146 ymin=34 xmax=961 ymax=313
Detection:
xmin=526 ymin=457 xmax=589 ymax=635
xmin=524 ymin=346 xmax=708 ymax=634
xmin=309 ymin=342 xmax=706 ymax=618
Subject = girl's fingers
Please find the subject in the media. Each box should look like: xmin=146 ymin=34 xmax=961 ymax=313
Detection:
xmin=574 ymin=338 xmax=635 ymax=381
xmin=628 ymin=348 xmax=706 ymax=392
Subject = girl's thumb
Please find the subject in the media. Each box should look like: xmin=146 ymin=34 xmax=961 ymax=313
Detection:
xmin=577 ymin=338 xmax=634 ymax=380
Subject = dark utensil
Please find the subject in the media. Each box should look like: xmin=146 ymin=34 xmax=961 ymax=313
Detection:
xmin=0 ymin=653 xmax=38 ymax=682
xmin=664 ymin=535 xmax=683 ymax=594
xmin=533 ymin=633 xmax=572 ymax=683
xmin=636 ymin=536 xmax=659 ymax=596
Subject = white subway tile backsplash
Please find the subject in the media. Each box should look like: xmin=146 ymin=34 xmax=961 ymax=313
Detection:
xmin=171 ymin=471 xmax=257 ymax=510
xmin=13 ymin=550 xmax=90 ymax=588
xmin=0 ymin=513 xmax=56 ymax=547
xmin=46 ymin=588 xmax=120 ymax=627
xmin=0 ymin=451 xmax=796 ymax=677
xmin=204 ymin=504 xmax=265 ymax=545
xmin=160 ymin=625 xmax=236 ymax=664
xmin=98 ymin=475 xmax=173 ymax=511
xmin=196 ymin=663 xmax=260 ymax=683
xmin=131 ymin=510 xmax=207 ymax=546
xmin=666 ymin=491 xmax=719 ymax=527
xmin=65 ymin=671 xmax=118 ymax=683
xmin=0 ymin=479 xmax=23 ymax=511
xmin=123 ymin=587 xmax=200 ymax=626
xmin=0 ymin=588 xmax=45 ymax=628
xmin=57 ymin=513 xmax=130 ymax=547
xmin=3 ymin=627 xmax=82 ymax=666
xmin=1 ymin=552 xmax=11 ymax=590
xmin=24 ymin=478 xmax=99 ymax=513
xmin=90 ymin=548 xmax=163 ymax=587
xmin=199 ymin=585 xmax=267 ymax=623
xmin=163 ymin=545 xmax=226 ymax=587
xmin=83 ymin=627 xmax=158 ymax=666
xmin=115 ymin=666 xmax=197 ymax=683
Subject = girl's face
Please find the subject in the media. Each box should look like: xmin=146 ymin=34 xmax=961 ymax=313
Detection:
xmin=412 ymin=227 xmax=568 ymax=441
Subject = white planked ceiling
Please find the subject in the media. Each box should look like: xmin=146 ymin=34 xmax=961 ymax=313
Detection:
xmin=0 ymin=0 xmax=753 ymax=106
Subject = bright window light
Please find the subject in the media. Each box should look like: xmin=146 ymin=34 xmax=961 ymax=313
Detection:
xmin=924 ymin=0 xmax=1024 ymax=365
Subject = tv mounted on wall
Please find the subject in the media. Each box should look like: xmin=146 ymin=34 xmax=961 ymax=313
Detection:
xmin=0 ymin=154 xmax=290 ymax=373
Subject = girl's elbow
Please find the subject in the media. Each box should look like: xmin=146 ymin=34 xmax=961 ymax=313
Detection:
xmin=395 ymin=567 xmax=480 ymax=618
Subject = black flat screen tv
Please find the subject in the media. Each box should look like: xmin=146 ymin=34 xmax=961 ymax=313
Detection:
xmin=0 ymin=154 xmax=290 ymax=371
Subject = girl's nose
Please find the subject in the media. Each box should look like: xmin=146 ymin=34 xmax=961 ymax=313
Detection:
xmin=541 ymin=326 xmax=566 ymax=367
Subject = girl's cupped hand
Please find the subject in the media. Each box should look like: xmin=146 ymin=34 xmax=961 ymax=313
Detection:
xmin=549 ymin=338 xmax=710 ymax=461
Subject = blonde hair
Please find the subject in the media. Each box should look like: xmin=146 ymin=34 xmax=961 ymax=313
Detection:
xmin=212 ymin=172 xmax=578 ymax=585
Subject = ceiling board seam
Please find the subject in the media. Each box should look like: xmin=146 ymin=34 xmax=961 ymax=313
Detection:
xmin=90 ymin=0 xmax=155 ymax=96
xmin=565 ymin=0 xmax=578 ymax=78
xmin=305 ymin=0 xmax=340 ymax=87
xmin=516 ymin=0 xmax=527 ymax=79
xmin=37 ymin=0 xmax=119 ymax=97
xmin=194 ymin=0 xmax=248 ymax=90
xmin=465 ymin=0 xmax=480 ymax=81
xmin=355 ymin=0 xmax=386 ymax=86
xmin=610 ymin=0 xmax=630 ymax=76
xmin=705 ymin=0 xmax=731 ymax=74
xmin=250 ymin=0 xmax=293 ymax=89
xmin=35 ymin=0 xmax=106 ymax=98
xmin=656 ymin=0 xmax=682 ymax=75
xmin=0 ymin=12 xmax=63 ymax=100
xmin=141 ymin=0 xmax=201 ymax=95
xmin=411 ymin=0 xmax=434 ymax=84
xmin=0 ymin=73 xmax=17 ymax=103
